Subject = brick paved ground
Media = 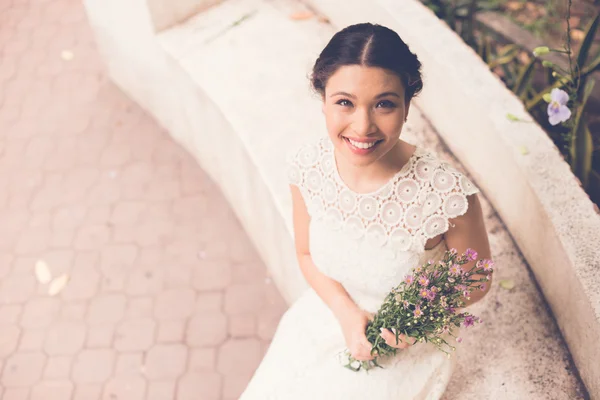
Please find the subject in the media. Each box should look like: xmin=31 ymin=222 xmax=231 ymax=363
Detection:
xmin=0 ymin=1 xmax=288 ymax=399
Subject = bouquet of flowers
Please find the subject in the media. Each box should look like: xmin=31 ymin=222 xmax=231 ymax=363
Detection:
xmin=339 ymin=248 xmax=495 ymax=372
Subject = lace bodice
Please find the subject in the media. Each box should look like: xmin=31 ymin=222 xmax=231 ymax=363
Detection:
xmin=287 ymin=136 xmax=480 ymax=312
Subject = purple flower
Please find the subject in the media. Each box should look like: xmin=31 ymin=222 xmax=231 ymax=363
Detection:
xmin=462 ymin=290 xmax=470 ymax=298
xmin=465 ymin=248 xmax=478 ymax=261
xmin=479 ymin=283 xmax=487 ymax=291
xmin=418 ymin=275 xmax=430 ymax=287
xmin=547 ymin=88 xmax=571 ymax=126
xmin=456 ymin=337 xmax=463 ymax=343
xmin=433 ymin=270 xmax=441 ymax=279
xmin=446 ymin=307 xmax=456 ymax=314
xmin=463 ymin=315 xmax=475 ymax=328
xmin=405 ymin=275 xmax=414 ymax=285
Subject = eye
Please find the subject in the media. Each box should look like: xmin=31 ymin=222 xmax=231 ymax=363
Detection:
xmin=335 ymin=99 xmax=353 ymax=107
xmin=376 ymin=100 xmax=397 ymax=108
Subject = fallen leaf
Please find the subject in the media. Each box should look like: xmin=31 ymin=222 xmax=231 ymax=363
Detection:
xmin=505 ymin=1 xmax=524 ymax=11
xmin=289 ymin=11 xmax=314 ymax=20
xmin=570 ymin=29 xmax=585 ymax=41
xmin=61 ymin=50 xmax=74 ymax=61
xmin=519 ymin=145 xmax=529 ymax=155
xmin=35 ymin=260 xmax=53 ymax=284
xmin=48 ymin=274 xmax=70 ymax=296
xmin=499 ymin=279 xmax=515 ymax=290
xmin=317 ymin=16 xmax=330 ymax=23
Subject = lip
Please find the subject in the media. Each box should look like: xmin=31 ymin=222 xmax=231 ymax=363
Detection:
xmin=342 ymin=136 xmax=383 ymax=155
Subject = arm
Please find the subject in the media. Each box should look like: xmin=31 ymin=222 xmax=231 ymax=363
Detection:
xmin=290 ymin=184 xmax=359 ymax=319
xmin=445 ymin=193 xmax=493 ymax=307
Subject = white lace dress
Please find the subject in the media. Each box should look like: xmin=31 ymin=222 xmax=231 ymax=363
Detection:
xmin=240 ymin=136 xmax=480 ymax=400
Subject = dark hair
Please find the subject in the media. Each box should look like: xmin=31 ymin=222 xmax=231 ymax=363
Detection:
xmin=310 ymin=23 xmax=423 ymax=103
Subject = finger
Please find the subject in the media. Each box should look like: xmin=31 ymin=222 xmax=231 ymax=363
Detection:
xmin=380 ymin=328 xmax=409 ymax=349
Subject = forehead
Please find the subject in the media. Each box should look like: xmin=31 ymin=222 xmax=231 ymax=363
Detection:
xmin=326 ymin=65 xmax=404 ymax=94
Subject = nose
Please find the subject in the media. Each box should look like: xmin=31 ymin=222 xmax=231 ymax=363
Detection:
xmin=351 ymin=108 xmax=375 ymax=136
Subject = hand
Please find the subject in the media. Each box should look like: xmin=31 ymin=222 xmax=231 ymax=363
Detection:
xmin=379 ymin=328 xmax=418 ymax=349
xmin=337 ymin=307 xmax=377 ymax=361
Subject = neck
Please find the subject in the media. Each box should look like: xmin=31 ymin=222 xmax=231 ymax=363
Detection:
xmin=335 ymin=139 xmax=413 ymax=192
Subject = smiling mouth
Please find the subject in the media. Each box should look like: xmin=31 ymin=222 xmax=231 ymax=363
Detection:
xmin=342 ymin=136 xmax=384 ymax=151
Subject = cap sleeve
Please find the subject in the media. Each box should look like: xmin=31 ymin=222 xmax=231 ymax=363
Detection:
xmin=416 ymin=161 xmax=480 ymax=246
xmin=432 ymin=161 xmax=479 ymax=218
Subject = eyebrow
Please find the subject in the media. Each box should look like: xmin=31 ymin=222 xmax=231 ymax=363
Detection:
xmin=329 ymin=91 xmax=401 ymax=99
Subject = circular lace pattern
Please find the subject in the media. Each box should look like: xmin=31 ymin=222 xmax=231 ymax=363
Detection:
xmin=298 ymin=144 xmax=319 ymax=167
xmin=339 ymin=189 xmax=356 ymax=213
xmin=381 ymin=201 xmax=402 ymax=225
xmin=287 ymin=137 xmax=480 ymax=250
xmin=358 ymin=197 xmax=378 ymax=220
xmin=432 ymin=170 xmax=455 ymax=193
xmin=396 ymin=178 xmax=419 ymax=202
xmin=443 ymin=193 xmax=468 ymax=218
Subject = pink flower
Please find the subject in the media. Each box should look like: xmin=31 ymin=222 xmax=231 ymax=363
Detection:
xmin=482 ymin=259 xmax=495 ymax=272
xmin=420 ymin=289 xmax=430 ymax=299
xmin=456 ymin=337 xmax=463 ymax=343
xmin=413 ymin=305 xmax=423 ymax=318
xmin=418 ymin=275 xmax=430 ymax=287
xmin=431 ymin=286 xmax=439 ymax=293
xmin=465 ymin=248 xmax=478 ymax=261
xmin=479 ymin=284 xmax=487 ymax=291
xmin=449 ymin=248 xmax=458 ymax=255
xmin=405 ymin=275 xmax=414 ymax=285
xmin=462 ymin=290 xmax=470 ymax=297
xmin=403 ymin=300 xmax=410 ymax=310
xmin=449 ymin=264 xmax=463 ymax=276
xmin=426 ymin=290 xmax=436 ymax=301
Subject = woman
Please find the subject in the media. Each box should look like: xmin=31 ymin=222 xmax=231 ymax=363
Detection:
xmin=240 ymin=22 xmax=492 ymax=399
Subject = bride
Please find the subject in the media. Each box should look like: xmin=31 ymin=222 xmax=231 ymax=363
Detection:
xmin=240 ymin=22 xmax=492 ymax=399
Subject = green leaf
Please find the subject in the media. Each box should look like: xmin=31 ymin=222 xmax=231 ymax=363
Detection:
xmin=514 ymin=58 xmax=537 ymax=98
xmin=499 ymin=279 xmax=515 ymax=290
xmin=576 ymin=13 xmax=600 ymax=71
xmin=488 ymin=46 xmax=520 ymax=69
xmin=581 ymin=53 xmax=600 ymax=76
xmin=570 ymin=123 xmax=593 ymax=189
xmin=506 ymin=113 xmax=520 ymax=121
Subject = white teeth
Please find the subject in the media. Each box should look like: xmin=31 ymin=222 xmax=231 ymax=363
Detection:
xmin=347 ymin=138 xmax=377 ymax=149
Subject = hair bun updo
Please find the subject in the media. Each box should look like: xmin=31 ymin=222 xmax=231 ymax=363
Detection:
xmin=310 ymin=23 xmax=423 ymax=103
